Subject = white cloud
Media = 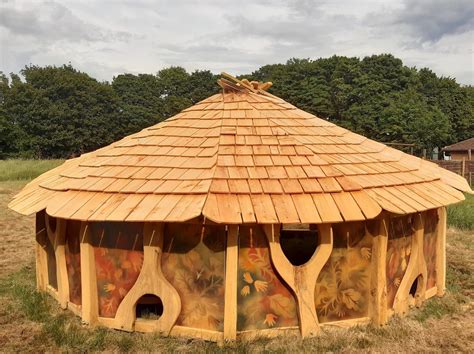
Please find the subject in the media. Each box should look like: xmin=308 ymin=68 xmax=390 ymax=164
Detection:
xmin=0 ymin=0 xmax=472 ymax=85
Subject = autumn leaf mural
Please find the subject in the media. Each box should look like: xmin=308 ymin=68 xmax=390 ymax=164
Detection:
xmin=237 ymin=225 xmax=298 ymax=331
xmin=162 ymin=223 xmax=226 ymax=331
xmin=91 ymin=222 xmax=144 ymax=318
xmin=314 ymin=222 xmax=373 ymax=322
xmin=386 ymin=216 xmax=414 ymax=308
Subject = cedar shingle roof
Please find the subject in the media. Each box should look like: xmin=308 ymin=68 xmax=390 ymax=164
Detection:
xmin=9 ymin=74 xmax=472 ymax=224
xmin=442 ymin=137 xmax=474 ymax=152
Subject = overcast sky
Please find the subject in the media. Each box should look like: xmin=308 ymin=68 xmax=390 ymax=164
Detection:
xmin=1 ymin=0 xmax=473 ymax=84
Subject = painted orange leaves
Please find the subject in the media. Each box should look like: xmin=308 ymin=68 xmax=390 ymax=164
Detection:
xmin=315 ymin=222 xmax=372 ymax=322
xmin=237 ymin=225 xmax=298 ymax=331
xmin=162 ymin=223 xmax=226 ymax=331
xmin=386 ymin=215 xmax=414 ymax=308
xmin=91 ymin=222 xmax=144 ymax=318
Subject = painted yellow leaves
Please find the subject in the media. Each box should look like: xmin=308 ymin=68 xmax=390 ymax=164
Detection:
xmin=237 ymin=225 xmax=298 ymax=330
xmin=315 ymin=222 xmax=372 ymax=322
xmin=386 ymin=216 xmax=414 ymax=308
xmin=240 ymin=272 xmax=269 ymax=296
xmin=162 ymin=223 xmax=226 ymax=331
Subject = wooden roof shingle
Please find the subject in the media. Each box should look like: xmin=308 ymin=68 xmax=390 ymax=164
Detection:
xmin=9 ymin=74 xmax=473 ymax=224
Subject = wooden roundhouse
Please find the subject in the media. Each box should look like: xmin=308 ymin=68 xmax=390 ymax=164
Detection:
xmin=9 ymin=74 xmax=473 ymax=342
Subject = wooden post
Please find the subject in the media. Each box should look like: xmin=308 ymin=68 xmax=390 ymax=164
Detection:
xmin=393 ymin=213 xmax=427 ymax=314
xmin=80 ymin=222 xmax=99 ymax=325
xmin=468 ymin=149 xmax=472 ymax=161
xmin=461 ymin=157 xmax=466 ymax=178
xmin=436 ymin=207 xmax=447 ymax=296
xmin=369 ymin=215 xmax=389 ymax=326
xmin=114 ymin=223 xmax=181 ymax=334
xmin=223 ymin=225 xmax=239 ymax=341
xmin=35 ymin=212 xmax=48 ymax=291
xmin=55 ymin=219 xmax=69 ymax=309
xmin=263 ymin=223 xmax=333 ymax=338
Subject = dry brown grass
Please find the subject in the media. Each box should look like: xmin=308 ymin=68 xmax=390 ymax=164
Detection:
xmin=0 ymin=181 xmax=35 ymax=277
xmin=0 ymin=179 xmax=473 ymax=352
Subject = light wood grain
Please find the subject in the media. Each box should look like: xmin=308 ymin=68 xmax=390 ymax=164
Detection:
xmin=9 ymin=74 xmax=471 ymax=223
xmin=35 ymin=211 xmax=48 ymax=291
xmin=368 ymin=214 xmax=389 ymax=326
xmin=393 ymin=213 xmax=427 ymax=314
xmin=436 ymin=207 xmax=447 ymax=296
xmin=113 ymin=223 xmax=181 ymax=334
xmin=80 ymin=222 xmax=99 ymax=325
xmin=263 ymin=223 xmax=333 ymax=337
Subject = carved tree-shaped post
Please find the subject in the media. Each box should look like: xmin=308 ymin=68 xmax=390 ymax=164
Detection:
xmin=393 ymin=213 xmax=427 ymax=314
xmin=263 ymin=224 xmax=333 ymax=338
xmin=80 ymin=222 xmax=99 ymax=325
xmin=45 ymin=213 xmax=69 ymax=309
xmin=114 ymin=223 xmax=181 ymax=334
xmin=368 ymin=214 xmax=389 ymax=326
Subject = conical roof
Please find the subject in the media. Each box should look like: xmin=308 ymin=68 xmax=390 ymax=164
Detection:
xmin=9 ymin=74 xmax=472 ymax=224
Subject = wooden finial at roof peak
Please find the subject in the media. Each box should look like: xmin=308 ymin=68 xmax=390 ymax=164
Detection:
xmin=218 ymin=72 xmax=272 ymax=94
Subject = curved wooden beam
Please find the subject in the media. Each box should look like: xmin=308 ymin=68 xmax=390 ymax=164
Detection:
xmin=263 ymin=224 xmax=333 ymax=338
xmin=393 ymin=213 xmax=427 ymax=314
xmin=114 ymin=223 xmax=181 ymax=334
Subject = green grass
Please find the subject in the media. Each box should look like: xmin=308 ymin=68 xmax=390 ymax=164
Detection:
xmin=0 ymin=159 xmax=64 ymax=181
xmin=447 ymin=193 xmax=474 ymax=230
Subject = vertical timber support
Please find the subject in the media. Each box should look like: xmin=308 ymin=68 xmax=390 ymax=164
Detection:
xmin=55 ymin=219 xmax=69 ymax=309
xmin=393 ymin=213 xmax=428 ymax=314
xmin=114 ymin=223 xmax=181 ymax=334
xmin=45 ymin=213 xmax=69 ymax=309
xmin=35 ymin=211 xmax=48 ymax=291
xmin=263 ymin=223 xmax=333 ymax=338
xmin=223 ymin=225 xmax=239 ymax=342
xmin=436 ymin=207 xmax=447 ymax=296
xmin=369 ymin=214 xmax=389 ymax=326
xmin=80 ymin=222 xmax=99 ymax=325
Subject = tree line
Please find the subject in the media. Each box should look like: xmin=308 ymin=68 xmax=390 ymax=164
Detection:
xmin=0 ymin=54 xmax=472 ymax=159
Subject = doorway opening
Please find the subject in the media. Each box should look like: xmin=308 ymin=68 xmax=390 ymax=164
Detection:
xmin=135 ymin=294 xmax=163 ymax=320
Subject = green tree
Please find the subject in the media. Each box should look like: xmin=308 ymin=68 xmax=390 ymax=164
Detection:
xmin=3 ymin=65 xmax=124 ymax=158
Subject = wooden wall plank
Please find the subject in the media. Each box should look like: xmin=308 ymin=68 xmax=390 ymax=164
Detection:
xmin=80 ymin=222 xmax=99 ymax=325
xmin=35 ymin=211 xmax=48 ymax=291
xmin=369 ymin=214 xmax=389 ymax=326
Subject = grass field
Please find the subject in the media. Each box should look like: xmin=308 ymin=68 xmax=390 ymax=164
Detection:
xmin=0 ymin=159 xmax=63 ymax=181
xmin=0 ymin=160 xmax=473 ymax=352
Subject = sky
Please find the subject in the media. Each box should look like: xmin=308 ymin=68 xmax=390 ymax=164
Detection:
xmin=0 ymin=0 xmax=473 ymax=85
